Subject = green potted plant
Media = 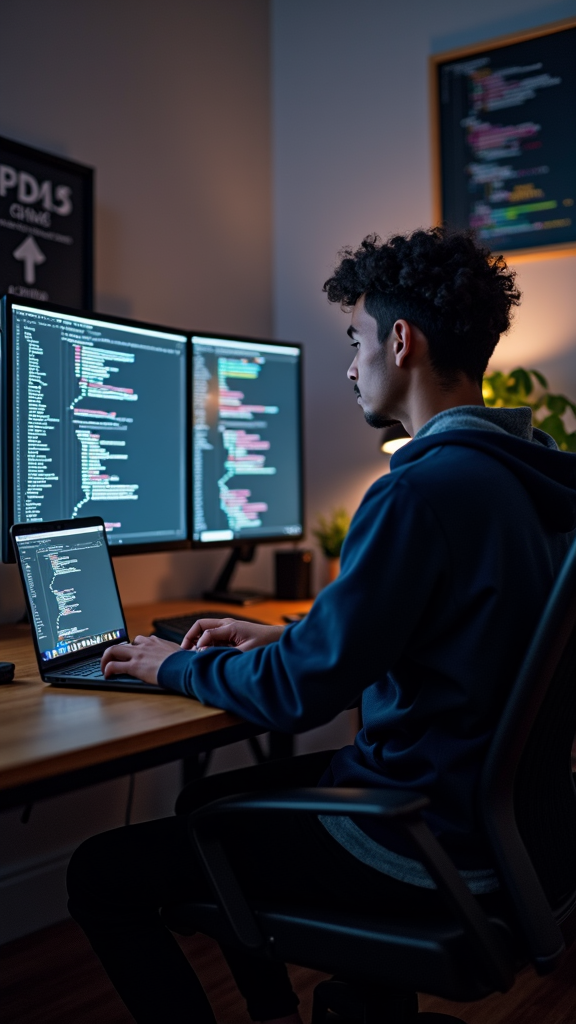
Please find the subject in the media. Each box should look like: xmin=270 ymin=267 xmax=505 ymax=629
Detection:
xmin=312 ymin=507 xmax=351 ymax=584
xmin=482 ymin=367 xmax=576 ymax=451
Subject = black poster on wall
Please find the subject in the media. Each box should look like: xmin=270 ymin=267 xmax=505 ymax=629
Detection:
xmin=431 ymin=20 xmax=576 ymax=258
xmin=0 ymin=136 xmax=93 ymax=308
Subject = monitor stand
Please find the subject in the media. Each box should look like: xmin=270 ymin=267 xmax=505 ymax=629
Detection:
xmin=203 ymin=543 xmax=269 ymax=605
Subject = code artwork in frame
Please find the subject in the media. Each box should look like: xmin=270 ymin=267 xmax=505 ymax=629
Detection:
xmin=0 ymin=136 xmax=93 ymax=308
xmin=430 ymin=18 xmax=576 ymax=260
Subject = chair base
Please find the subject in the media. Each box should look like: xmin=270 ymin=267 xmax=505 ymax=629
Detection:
xmin=312 ymin=977 xmax=417 ymax=1024
xmin=311 ymin=978 xmax=466 ymax=1024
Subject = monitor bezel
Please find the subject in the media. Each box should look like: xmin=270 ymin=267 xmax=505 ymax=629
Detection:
xmin=1 ymin=295 xmax=191 ymax=562
xmin=190 ymin=330 xmax=305 ymax=550
xmin=10 ymin=516 xmax=130 ymax=672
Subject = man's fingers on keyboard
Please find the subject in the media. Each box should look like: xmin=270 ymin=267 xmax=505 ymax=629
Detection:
xmin=104 ymin=659 xmax=136 ymax=678
xmin=195 ymin=624 xmax=239 ymax=649
xmin=196 ymin=621 xmax=284 ymax=651
xmin=102 ymin=642 xmax=132 ymax=661
xmin=103 ymin=636 xmax=180 ymax=683
xmin=181 ymin=619 xmax=233 ymax=649
xmin=101 ymin=643 xmax=133 ymax=674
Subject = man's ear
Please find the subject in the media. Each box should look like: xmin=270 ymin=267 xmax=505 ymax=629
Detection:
xmin=391 ymin=320 xmax=413 ymax=367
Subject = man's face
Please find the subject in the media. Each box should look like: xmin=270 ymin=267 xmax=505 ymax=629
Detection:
xmin=347 ymin=294 xmax=399 ymax=429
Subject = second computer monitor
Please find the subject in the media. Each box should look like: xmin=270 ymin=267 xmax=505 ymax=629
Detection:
xmin=1 ymin=297 xmax=188 ymax=560
xmin=192 ymin=333 xmax=303 ymax=546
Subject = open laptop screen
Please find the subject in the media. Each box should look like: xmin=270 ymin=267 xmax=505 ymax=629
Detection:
xmin=13 ymin=522 xmax=127 ymax=663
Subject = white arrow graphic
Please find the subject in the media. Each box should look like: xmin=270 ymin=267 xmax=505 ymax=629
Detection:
xmin=13 ymin=235 xmax=47 ymax=284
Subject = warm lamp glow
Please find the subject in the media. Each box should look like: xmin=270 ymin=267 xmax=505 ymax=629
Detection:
xmin=380 ymin=422 xmax=411 ymax=455
xmin=381 ymin=437 xmax=411 ymax=455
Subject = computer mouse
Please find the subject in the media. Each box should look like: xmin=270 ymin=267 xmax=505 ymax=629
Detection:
xmin=0 ymin=662 xmax=15 ymax=683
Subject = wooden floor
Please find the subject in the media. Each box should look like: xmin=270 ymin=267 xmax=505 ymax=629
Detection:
xmin=1 ymin=918 xmax=576 ymax=1023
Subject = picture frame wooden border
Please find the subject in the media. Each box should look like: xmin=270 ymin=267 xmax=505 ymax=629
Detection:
xmin=429 ymin=16 xmax=576 ymax=262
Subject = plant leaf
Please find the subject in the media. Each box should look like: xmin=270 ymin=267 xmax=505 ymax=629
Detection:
xmin=536 ymin=413 xmax=568 ymax=447
xmin=510 ymin=367 xmax=533 ymax=396
xmin=546 ymin=394 xmax=568 ymax=415
xmin=530 ymin=368 xmax=548 ymax=388
xmin=483 ymin=366 xmax=576 ymax=449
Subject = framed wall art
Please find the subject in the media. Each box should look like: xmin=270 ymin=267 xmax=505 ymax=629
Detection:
xmin=430 ymin=17 xmax=576 ymax=260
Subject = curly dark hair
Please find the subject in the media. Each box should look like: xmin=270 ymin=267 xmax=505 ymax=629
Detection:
xmin=323 ymin=227 xmax=521 ymax=385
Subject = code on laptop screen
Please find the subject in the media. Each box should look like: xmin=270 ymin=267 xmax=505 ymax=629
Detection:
xmin=14 ymin=524 xmax=127 ymax=662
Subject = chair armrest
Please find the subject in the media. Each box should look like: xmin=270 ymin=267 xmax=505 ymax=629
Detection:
xmin=187 ymin=787 xmax=428 ymax=954
xmin=189 ymin=786 xmax=429 ymax=823
xmin=187 ymin=786 xmax=515 ymax=989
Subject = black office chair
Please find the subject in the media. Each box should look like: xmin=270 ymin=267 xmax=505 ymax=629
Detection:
xmin=162 ymin=535 xmax=576 ymax=1023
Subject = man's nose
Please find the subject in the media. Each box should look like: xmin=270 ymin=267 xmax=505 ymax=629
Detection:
xmin=347 ymin=360 xmax=358 ymax=381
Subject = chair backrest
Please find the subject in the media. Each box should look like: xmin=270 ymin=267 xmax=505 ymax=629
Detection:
xmin=480 ymin=534 xmax=576 ymax=971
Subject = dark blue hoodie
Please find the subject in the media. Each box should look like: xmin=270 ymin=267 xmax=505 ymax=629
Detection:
xmin=159 ymin=409 xmax=576 ymax=868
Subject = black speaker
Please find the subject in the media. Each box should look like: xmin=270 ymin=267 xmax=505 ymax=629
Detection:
xmin=275 ymin=550 xmax=313 ymax=600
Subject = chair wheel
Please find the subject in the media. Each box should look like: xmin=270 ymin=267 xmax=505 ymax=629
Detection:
xmin=312 ymin=977 xmax=418 ymax=1024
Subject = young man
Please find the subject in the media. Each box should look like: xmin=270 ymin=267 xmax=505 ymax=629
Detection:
xmin=68 ymin=228 xmax=576 ymax=1024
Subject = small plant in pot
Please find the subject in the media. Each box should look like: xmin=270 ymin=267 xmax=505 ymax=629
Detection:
xmin=312 ymin=507 xmax=351 ymax=584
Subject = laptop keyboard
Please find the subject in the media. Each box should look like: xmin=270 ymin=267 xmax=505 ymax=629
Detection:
xmin=58 ymin=659 xmax=134 ymax=682
xmin=59 ymin=659 xmax=104 ymax=678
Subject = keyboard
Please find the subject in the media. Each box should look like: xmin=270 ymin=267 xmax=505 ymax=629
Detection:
xmin=153 ymin=610 xmax=265 ymax=643
xmin=56 ymin=659 xmax=135 ymax=683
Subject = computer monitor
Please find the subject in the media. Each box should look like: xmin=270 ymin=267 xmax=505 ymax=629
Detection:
xmin=1 ymin=297 xmax=189 ymax=562
xmin=191 ymin=332 xmax=303 ymax=602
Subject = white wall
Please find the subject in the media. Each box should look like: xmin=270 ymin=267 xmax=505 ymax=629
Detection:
xmin=0 ymin=0 xmax=273 ymax=623
xmin=272 ymin=0 xmax=576 ymax=586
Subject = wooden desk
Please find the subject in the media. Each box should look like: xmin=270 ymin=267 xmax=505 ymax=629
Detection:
xmin=0 ymin=598 xmax=312 ymax=811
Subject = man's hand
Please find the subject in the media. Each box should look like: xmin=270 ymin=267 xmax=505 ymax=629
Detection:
xmin=101 ymin=635 xmax=181 ymax=685
xmin=181 ymin=617 xmax=284 ymax=652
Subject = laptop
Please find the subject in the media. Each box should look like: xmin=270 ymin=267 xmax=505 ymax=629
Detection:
xmin=11 ymin=517 xmax=168 ymax=694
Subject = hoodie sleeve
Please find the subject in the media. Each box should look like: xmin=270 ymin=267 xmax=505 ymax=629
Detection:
xmin=158 ymin=474 xmax=450 ymax=732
